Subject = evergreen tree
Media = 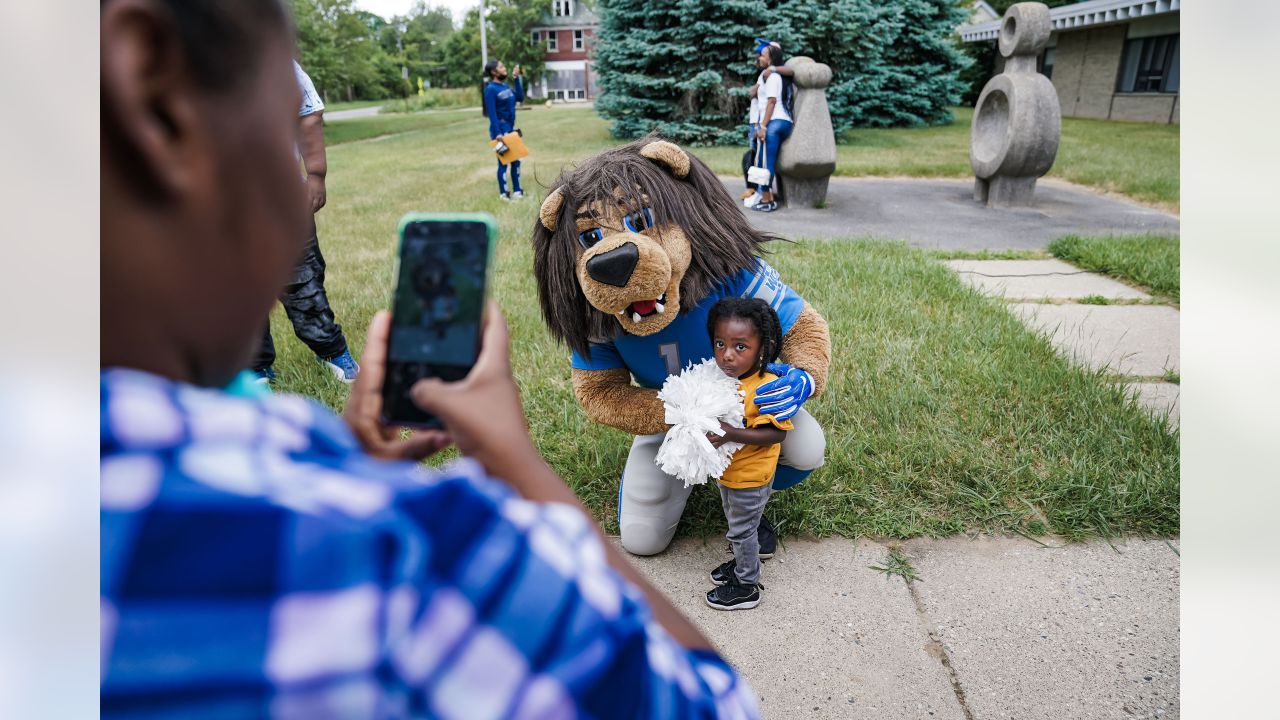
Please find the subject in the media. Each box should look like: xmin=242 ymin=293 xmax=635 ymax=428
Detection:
xmin=595 ymin=0 xmax=765 ymax=145
xmin=596 ymin=0 xmax=973 ymax=142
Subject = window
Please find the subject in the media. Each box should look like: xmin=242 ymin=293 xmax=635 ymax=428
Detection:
xmin=574 ymin=29 xmax=584 ymax=51
xmin=554 ymin=0 xmax=572 ymax=17
xmin=547 ymin=32 xmax=557 ymax=52
xmin=1117 ymin=34 xmax=1179 ymax=93
xmin=531 ymin=30 xmax=541 ymax=47
xmin=1040 ymin=46 xmax=1055 ymax=80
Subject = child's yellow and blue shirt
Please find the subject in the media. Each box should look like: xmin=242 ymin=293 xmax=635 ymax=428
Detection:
xmin=720 ymin=371 xmax=793 ymax=490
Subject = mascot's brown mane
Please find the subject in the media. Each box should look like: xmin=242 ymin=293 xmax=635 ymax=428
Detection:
xmin=531 ymin=135 xmax=780 ymax=358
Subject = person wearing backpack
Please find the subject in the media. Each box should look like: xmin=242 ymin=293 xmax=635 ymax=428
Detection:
xmin=751 ymin=43 xmax=794 ymax=213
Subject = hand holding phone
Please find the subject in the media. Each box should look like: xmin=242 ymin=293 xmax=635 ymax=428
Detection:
xmin=343 ymin=310 xmax=453 ymax=460
xmin=382 ymin=214 xmax=496 ymax=427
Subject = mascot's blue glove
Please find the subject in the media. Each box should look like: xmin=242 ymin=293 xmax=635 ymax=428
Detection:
xmin=754 ymin=362 xmax=814 ymax=421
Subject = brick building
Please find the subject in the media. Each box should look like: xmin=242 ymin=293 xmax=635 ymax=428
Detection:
xmin=960 ymin=0 xmax=1180 ymax=124
xmin=528 ymin=0 xmax=599 ymax=102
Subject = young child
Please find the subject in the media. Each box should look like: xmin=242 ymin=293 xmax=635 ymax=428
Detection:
xmin=704 ymin=297 xmax=792 ymax=611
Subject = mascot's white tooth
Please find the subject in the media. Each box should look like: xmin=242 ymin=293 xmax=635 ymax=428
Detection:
xmin=617 ymin=309 xmax=626 ymax=315
xmin=632 ymin=312 xmax=643 ymax=323
xmin=655 ymin=302 xmax=665 ymax=314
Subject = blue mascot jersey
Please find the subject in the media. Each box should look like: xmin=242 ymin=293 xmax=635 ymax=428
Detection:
xmin=570 ymin=258 xmax=806 ymax=389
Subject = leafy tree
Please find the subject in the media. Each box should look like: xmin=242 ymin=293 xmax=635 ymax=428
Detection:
xmin=291 ymin=0 xmax=403 ymax=100
xmin=441 ymin=0 xmax=547 ymax=89
xmin=443 ymin=8 xmax=485 ymax=87
xmin=401 ymin=2 xmax=456 ymax=85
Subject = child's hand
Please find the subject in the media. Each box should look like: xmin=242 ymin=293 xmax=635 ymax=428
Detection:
xmin=707 ymin=420 xmax=735 ymax=448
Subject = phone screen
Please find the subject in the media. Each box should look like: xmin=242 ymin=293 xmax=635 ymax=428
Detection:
xmin=382 ymin=217 xmax=491 ymax=426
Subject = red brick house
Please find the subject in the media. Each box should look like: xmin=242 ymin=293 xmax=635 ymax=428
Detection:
xmin=529 ymin=0 xmax=599 ymax=101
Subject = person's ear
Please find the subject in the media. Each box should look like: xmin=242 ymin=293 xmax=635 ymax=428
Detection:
xmin=100 ymin=0 xmax=204 ymax=199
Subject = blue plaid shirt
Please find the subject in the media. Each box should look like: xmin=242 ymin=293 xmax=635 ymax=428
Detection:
xmin=101 ymin=369 xmax=758 ymax=719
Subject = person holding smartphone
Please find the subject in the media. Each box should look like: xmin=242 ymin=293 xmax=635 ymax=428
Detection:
xmin=483 ymin=59 xmax=524 ymax=200
xmin=100 ymin=1 xmax=757 ymax=716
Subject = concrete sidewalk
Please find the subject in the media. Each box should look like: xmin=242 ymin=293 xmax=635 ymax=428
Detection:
xmin=624 ymin=535 xmax=1179 ymax=719
xmin=725 ymin=177 xmax=1178 ymax=250
xmin=946 ymin=259 xmax=1180 ymax=427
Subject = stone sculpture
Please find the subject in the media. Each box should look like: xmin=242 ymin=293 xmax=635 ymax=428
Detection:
xmin=776 ymin=56 xmax=837 ymax=208
xmin=970 ymin=2 xmax=1061 ymax=207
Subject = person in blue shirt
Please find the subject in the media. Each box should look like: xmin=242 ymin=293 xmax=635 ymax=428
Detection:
xmin=99 ymin=1 xmax=758 ymax=716
xmin=483 ymin=59 xmax=524 ymax=200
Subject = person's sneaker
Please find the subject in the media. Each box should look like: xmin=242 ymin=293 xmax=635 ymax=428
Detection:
xmin=710 ymin=559 xmax=737 ymax=586
xmin=757 ymin=515 xmax=777 ymax=559
xmin=511 ymin=190 xmax=525 ymax=200
xmin=499 ymin=193 xmax=511 ymax=202
xmin=752 ymin=200 xmax=779 ymax=212
xmin=251 ymin=366 xmax=276 ymax=385
xmin=319 ymin=350 xmax=360 ymax=384
xmin=706 ymin=578 xmax=762 ymax=611
xmin=742 ymin=191 xmax=762 ymax=208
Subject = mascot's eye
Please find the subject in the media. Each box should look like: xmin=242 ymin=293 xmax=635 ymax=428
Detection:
xmin=622 ymin=208 xmax=654 ymax=233
xmin=577 ymin=228 xmax=604 ymax=249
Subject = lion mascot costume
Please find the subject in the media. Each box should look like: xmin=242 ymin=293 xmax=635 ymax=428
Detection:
xmin=532 ymin=137 xmax=831 ymax=556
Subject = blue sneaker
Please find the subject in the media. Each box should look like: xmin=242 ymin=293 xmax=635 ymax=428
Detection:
xmin=251 ymin=366 xmax=276 ymax=385
xmin=319 ymin=350 xmax=359 ymax=384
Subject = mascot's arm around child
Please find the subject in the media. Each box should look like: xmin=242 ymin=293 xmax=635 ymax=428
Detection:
xmin=533 ymin=138 xmax=831 ymax=556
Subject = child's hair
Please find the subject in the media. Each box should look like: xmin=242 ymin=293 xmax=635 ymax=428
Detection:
xmin=706 ymin=297 xmax=783 ymax=374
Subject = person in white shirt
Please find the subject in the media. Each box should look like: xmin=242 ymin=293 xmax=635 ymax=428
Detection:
xmin=751 ymin=43 xmax=794 ymax=213
xmin=740 ymin=39 xmax=770 ymax=206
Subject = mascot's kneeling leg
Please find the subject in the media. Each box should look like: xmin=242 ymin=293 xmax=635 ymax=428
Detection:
xmin=619 ymin=433 xmax=694 ymax=556
xmin=774 ymin=408 xmax=826 ymax=491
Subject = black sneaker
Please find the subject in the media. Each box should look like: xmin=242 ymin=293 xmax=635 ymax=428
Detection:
xmin=706 ymin=579 xmax=762 ymax=611
xmin=710 ymin=559 xmax=737 ymax=586
xmin=757 ymin=515 xmax=777 ymax=559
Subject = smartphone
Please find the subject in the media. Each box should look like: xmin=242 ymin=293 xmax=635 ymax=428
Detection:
xmin=382 ymin=213 xmax=496 ymax=427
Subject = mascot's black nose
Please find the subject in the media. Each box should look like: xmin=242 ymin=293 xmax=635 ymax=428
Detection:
xmin=585 ymin=242 xmax=639 ymax=287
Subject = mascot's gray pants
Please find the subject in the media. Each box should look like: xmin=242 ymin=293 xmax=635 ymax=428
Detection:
xmin=619 ymin=408 xmax=825 ymax=556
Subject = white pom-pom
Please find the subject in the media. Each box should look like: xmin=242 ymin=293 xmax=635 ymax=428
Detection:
xmin=654 ymin=359 xmax=745 ymax=487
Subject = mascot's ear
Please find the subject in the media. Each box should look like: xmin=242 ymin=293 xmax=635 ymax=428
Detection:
xmin=539 ymin=187 xmax=565 ymax=231
xmin=639 ymin=140 xmax=690 ymax=179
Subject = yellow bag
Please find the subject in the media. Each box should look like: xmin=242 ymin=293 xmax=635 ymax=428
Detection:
xmin=490 ymin=130 xmax=529 ymax=165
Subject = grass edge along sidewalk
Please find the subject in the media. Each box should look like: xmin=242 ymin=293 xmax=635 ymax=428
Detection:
xmin=1049 ymin=234 xmax=1180 ymax=302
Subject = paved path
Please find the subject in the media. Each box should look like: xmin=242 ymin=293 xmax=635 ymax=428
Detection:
xmin=324 ymin=104 xmax=383 ymax=121
xmin=625 ymin=535 xmax=1179 ymax=719
xmin=724 ymin=177 xmax=1178 ymax=250
xmin=947 ymin=259 xmax=1180 ymax=426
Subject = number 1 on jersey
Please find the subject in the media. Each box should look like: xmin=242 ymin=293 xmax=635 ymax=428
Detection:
xmin=659 ymin=343 xmax=680 ymax=377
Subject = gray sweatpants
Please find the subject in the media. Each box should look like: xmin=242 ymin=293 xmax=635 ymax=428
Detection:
xmin=720 ymin=482 xmax=772 ymax=584
xmin=619 ymin=407 xmax=825 ymax=556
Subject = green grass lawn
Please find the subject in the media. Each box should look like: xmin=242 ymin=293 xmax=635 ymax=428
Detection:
xmin=1049 ymin=234 xmax=1181 ymax=302
xmin=271 ymin=104 xmax=1178 ymax=541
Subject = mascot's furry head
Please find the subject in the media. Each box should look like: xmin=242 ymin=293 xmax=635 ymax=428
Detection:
xmin=533 ymin=137 xmax=777 ymax=358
